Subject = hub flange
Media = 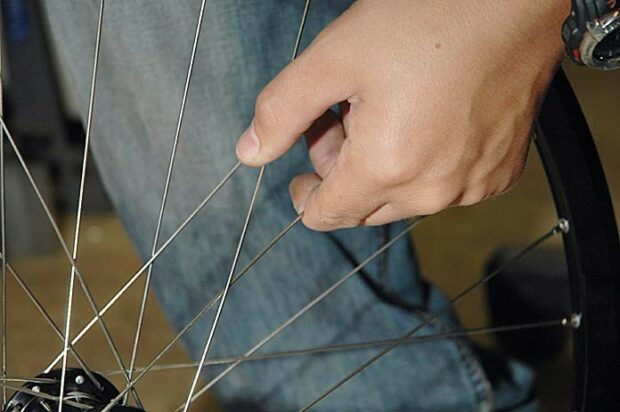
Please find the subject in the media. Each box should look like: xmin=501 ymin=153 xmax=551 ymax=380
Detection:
xmin=3 ymin=369 xmax=144 ymax=412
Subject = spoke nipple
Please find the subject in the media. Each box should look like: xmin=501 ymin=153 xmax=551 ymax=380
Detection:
xmin=75 ymin=375 xmax=85 ymax=385
xmin=558 ymin=218 xmax=570 ymax=234
xmin=563 ymin=313 xmax=582 ymax=329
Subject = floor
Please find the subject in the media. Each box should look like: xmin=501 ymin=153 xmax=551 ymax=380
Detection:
xmin=8 ymin=215 xmax=216 ymax=410
xmin=4 ymin=64 xmax=620 ymax=411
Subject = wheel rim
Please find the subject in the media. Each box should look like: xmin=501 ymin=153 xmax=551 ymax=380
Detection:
xmin=536 ymin=68 xmax=620 ymax=411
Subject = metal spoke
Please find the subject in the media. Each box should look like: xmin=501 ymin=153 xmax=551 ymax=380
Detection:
xmin=126 ymin=0 xmax=209 ymax=404
xmin=0 ymin=377 xmax=58 ymax=385
xmin=0 ymin=254 xmax=101 ymax=392
xmin=179 ymin=3 xmax=312 ymax=409
xmin=180 ymin=166 xmax=264 ymax=412
xmin=299 ymin=220 xmax=569 ymax=411
xmin=44 ymin=161 xmax=241 ymax=372
xmin=0 ymin=118 xmax=137 ymax=402
xmin=0 ymin=0 xmax=581 ymax=410
xmin=0 ymin=12 xmax=7 ymax=406
xmin=104 ymin=317 xmax=571 ymax=376
xmin=177 ymin=217 xmax=426 ymax=409
xmin=58 ymin=1 xmax=107 ymax=410
xmin=100 ymin=215 xmax=302 ymax=407
xmin=44 ymin=0 xmax=310 ymax=379
xmin=292 ymin=0 xmax=313 ymax=58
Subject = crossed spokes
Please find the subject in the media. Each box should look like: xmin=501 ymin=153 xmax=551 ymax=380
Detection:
xmin=0 ymin=0 xmax=578 ymax=411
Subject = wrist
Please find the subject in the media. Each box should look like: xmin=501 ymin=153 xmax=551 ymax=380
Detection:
xmin=473 ymin=0 xmax=571 ymax=66
xmin=506 ymin=0 xmax=572 ymax=65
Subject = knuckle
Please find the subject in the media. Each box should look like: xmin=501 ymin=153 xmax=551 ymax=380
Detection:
xmin=496 ymin=178 xmax=517 ymax=196
xmin=318 ymin=210 xmax=346 ymax=228
xmin=458 ymin=186 xmax=488 ymax=206
xmin=366 ymin=153 xmax=411 ymax=187
xmin=486 ymin=168 xmax=524 ymax=199
xmin=457 ymin=175 xmax=518 ymax=207
xmin=306 ymin=197 xmax=356 ymax=231
xmin=417 ymin=185 xmax=460 ymax=215
xmin=502 ymin=167 xmax=525 ymax=193
xmin=317 ymin=204 xmax=348 ymax=228
xmin=424 ymin=197 xmax=453 ymax=215
xmin=254 ymin=87 xmax=281 ymax=136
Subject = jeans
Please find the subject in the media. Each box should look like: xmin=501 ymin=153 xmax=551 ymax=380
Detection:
xmin=42 ymin=1 xmax=535 ymax=410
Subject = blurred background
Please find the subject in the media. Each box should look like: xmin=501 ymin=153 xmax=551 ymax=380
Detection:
xmin=0 ymin=0 xmax=618 ymax=411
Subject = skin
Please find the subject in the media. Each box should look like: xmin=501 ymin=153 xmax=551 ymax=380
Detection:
xmin=236 ymin=0 xmax=571 ymax=231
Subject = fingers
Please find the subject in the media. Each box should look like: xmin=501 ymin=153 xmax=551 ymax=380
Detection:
xmin=290 ymin=173 xmax=420 ymax=229
xmin=305 ymin=110 xmax=345 ymax=179
xmin=236 ymin=48 xmax=355 ymax=167
xmin=339 ymin=101 xmax=351 ymax=130
xmin=289 ymin=173 xmax=322 ymax=214
xmin=289 ymin=152 xmax=384 ymax=231
xmin=362 ymin=203 xmax=411 ymax=227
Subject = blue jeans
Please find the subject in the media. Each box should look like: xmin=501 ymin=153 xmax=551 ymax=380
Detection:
xmin=43 ymin=1 xmax=535 ymax=410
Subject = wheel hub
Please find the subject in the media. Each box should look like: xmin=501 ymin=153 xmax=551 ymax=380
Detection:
xmin=3 ymin=369 xmax=144 ymax=412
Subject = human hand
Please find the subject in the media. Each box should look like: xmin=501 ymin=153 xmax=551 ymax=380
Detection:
xmin=235 ymin=0 xmax=570 ymax=231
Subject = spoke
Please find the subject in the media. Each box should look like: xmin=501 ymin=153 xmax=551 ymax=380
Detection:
xmin=299 ymin=220 xmax=569 ymax=411
xmin=59 ymin=1 xmax=107 ymax=411
xmin=0 ymin=118 xmax=137 ymax=400
xmin=0 ymin=15 xmax=6 ymax=407
xmin=177 ymin=217 xmax=426 ymax=409
xmin=44 ymin=161 xmax=241 ymax=372
xmin=292 ymin=0 xmax=313 ymax=58
xmin=1 ymin=383 xmax=92 ymax=410
xmin=179 ymin=3 xmax=313 ymax=408
xmin=0 ymin=254 xmax=101 ymax=392
xmin=179 ymin=2 xmax=314 ymax=408
xmin=0 ymin=377 xmax=58 ymax=384
xmin=101 ymin=215 xmax=302 ymax=407
xmin=180 ymin=165 xmax=264 ymax=412
xmin=37 ymin=0 xmax=300 ymax=396
xmin=105 ymin=317 xmax=570 ymax=376
xmin=126 ymin=0 xmax=209 ymax=403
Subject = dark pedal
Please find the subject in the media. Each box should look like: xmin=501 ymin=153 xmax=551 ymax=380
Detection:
xmin=485 ymin=247 xmax=571 ymax=365
xmin=4 ymin=368 xmax=145 ymax=412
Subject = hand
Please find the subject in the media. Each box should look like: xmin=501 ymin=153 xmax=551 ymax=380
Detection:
xmin=235 ymin=0 xmax=570 ymax=231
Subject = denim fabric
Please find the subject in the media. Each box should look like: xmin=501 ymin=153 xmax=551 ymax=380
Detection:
xmin=42 ymin=1 xmax=535 ymax=410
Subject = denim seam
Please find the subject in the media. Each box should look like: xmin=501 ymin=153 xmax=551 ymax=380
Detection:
xmin=368 ymin=227 xmax=494 ymax=410
xmin=431 ymin=316 xmax=495 ymax=412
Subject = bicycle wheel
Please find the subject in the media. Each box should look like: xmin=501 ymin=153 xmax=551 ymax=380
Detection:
xmin=0 ymin=0 xmax=618 ymax=411
xmin=536 ymin=70 xmax=620 ymax=410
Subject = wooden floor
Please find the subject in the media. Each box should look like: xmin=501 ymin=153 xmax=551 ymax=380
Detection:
xmin=4 ymin=64 xmax=619 ymax=410
xmin=10 ymin=215 xmax=216 ymax=411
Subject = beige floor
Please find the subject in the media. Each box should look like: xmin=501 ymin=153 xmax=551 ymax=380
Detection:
xmin=9 ymin=215 xmax=216 ymax=410
xmin=4 ymin=64 xmax=620 ymax=411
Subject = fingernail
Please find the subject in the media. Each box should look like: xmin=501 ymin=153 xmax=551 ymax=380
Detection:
xmin=236 ymin=123 xmax=260 ymax=162
xmin=289 ymin=182 xmax=320 ymax=215
xmin=289 ymin=185 xmax=303 ymax=214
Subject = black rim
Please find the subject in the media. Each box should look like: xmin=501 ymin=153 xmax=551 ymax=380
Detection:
xmin=536 ymin=69 xmax=620 ymax=411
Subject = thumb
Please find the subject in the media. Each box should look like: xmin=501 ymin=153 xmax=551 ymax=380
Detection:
xmin=236 ymin=48 xmax=354 ymax=167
